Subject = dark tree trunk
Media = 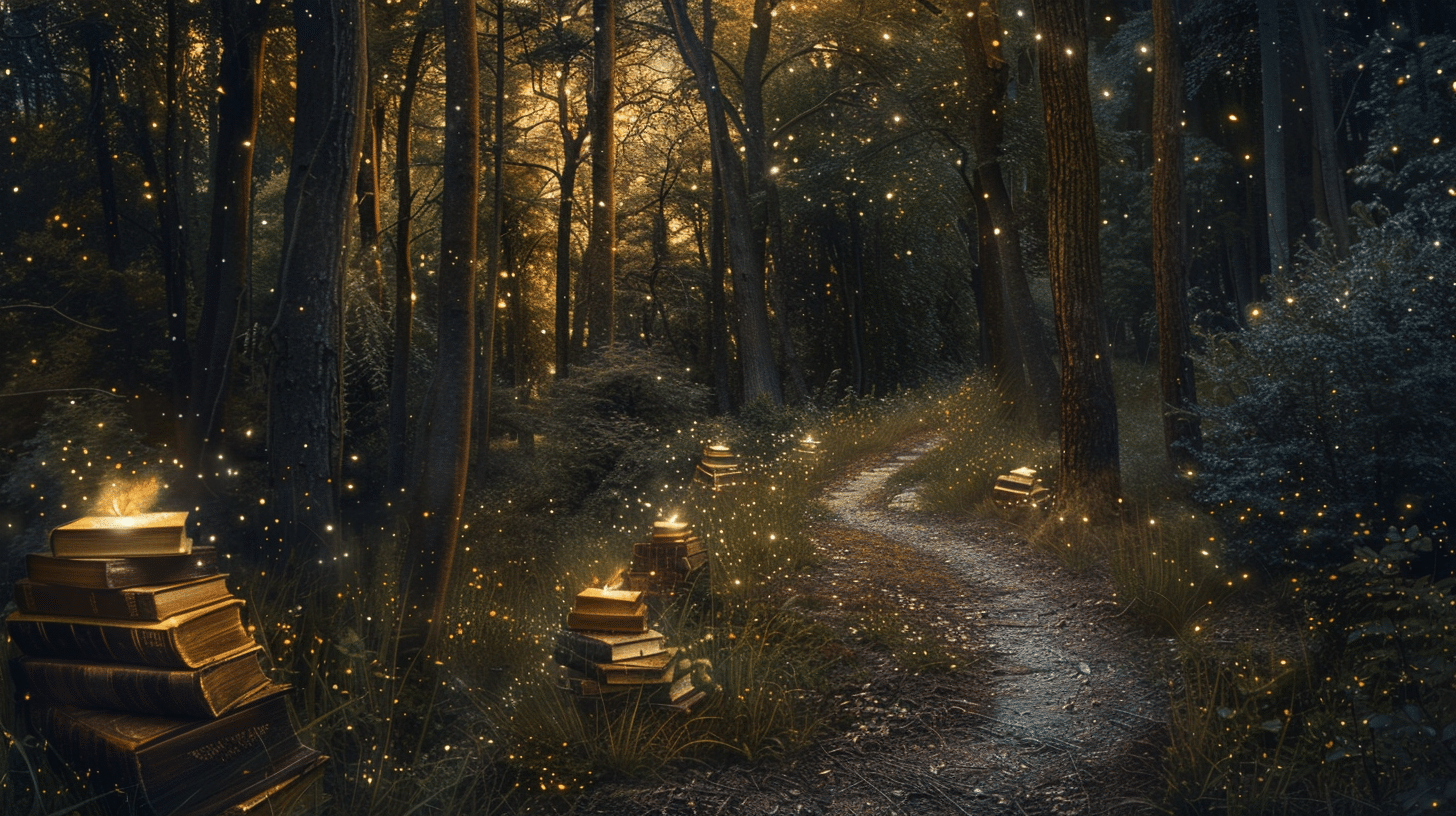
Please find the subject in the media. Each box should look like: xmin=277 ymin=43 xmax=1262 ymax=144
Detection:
xmin=474 ymin=0 xmax=506 ymax=474
xmin=1258 ymin=0 xmax=1289 ymax=277
xmin=1152 ymin=0 xmax=1200 ymax=468
xmin=192 ymin=0 xmax=271 ymax=472
xmin=162 ymin=0 xmax=193 ymax=445
xmin=1296 ymin=0 xmax=1350 ymax=255
xmin=554 ymin=66 xmax=588 ymax=379
xmin=955 ymin=1 xmax=1058 ymax=434
xmin=1032 ymin=0 xmax=1121 ymax=509
xmin=387 ymin=28 xmax=428 ymax=496
xmin=662 ymin=0 xmax=782 ymax=406
xmin=404 ymin=0 xmax=478 ymax=653
xmin=357 ymin=100 xmax=386 ymax=306
xmin=707 ymin=160 xmax=734 ymax=414
xmin=81 ymin=25 xmax=122 ymax=272
xmin=269 ymin=0 xmax=367 ymax=557
xmin=584 ymin=0 xmax=616 ymax=353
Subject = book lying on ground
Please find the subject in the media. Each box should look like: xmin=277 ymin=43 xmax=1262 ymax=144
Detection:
xmin=565 ymin=604 xmax=648 ymax=633
xmin=7 ymin=598 xmax=254 ymax=670
xmin=13 ymin=575 xmax=232 ymax=621
xmin=25 ymin=548 xmax=220 ymax=591
xmin=50 ymin=512 xmax=191 ymax=558
xmin=553 ymin=629 xmax=664 ymax=665
xmin=30 ymin=686 xmax=320 ymax=816
xmin=15 ymin=645 xmax=272 ymax=718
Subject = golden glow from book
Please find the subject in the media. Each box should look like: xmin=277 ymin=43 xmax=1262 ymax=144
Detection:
xmin=93 ymin=476 xmax=161 ymax=518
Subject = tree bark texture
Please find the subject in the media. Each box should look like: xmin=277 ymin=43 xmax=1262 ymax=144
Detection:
xmin=1257 ymin=0 xmax=1289 ymax=277
xmin=955 ymin=0 xmax=1058 ymax=434
xmin=1151 ymin=0 xmax=1200 ymax=468
xmin=474 ymin=0 xmax=506 ymax=473
xmin=584 ymin=0 xmax=617 ymax=353
xmin=662 ymin=0 xmax=782 ymax=406
xmin=1032 ymin=0 xmax=1121 ymax=509
xmin=82 ymin=25 xmax=122 ymax=271
xmin=162 ymin=0 xmax=193 ymax=449
xmin=356 ymin=100 xmax=386 ymax=306
xmin=269 ymin=0 xmax=367 ymax=556
xmin=405 ymin=0 xmax=478 ymax=653
xmin=554 ymin=63 xmax=588 ymax=379
xmin=1295 ymin=0 xmax=1350 ymax=255
xmin=387 ymin=28 xmax=428 ymax=496
xmin=192 ymin=0 xmax=271 ymax=472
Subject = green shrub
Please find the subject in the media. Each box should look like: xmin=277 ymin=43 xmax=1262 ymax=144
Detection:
xmin=1192 ymin=217 xmax=1455 ymax=572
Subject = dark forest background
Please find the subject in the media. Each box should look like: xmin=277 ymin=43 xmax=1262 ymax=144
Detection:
xmin=1 ymin=0 xmax=1453 ymax=813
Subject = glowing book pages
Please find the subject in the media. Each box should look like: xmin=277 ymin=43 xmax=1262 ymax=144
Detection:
xmin=50 ymin=512 xmax=192 ymax=558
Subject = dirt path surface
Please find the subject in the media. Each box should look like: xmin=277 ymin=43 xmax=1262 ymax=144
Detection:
xmin=577 ymin=440 xmax=1168 ymax=815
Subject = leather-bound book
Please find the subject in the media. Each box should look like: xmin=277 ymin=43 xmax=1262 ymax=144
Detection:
xmin=7 ymin=598 xmax=254 ymax=670
xmin=13 ymin=575 xmax=232 ymax=622
xmin=25 ymin=548 xmax=220 ymax=591
xmin=14 ymin=645 xmax=272 ymax=718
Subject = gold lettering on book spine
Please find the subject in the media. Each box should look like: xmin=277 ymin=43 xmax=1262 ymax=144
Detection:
xmin=186 ymin=724 xmax=271 ymax=763
xmin=124 ymin=592 xmax=139 ymax=618
xmin=134 ymin=628 xmax=169 ymax=659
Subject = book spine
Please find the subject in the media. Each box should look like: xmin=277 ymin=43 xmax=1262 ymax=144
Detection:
xmin=14 ymin=581 xmax=158 ymax=620
xmin=32 ymin=705 xmax=144 ymax=787
xmin=20 ymin=659 xmax=220 ymax=719
xmin=7 ymin=618 xmax=190 ymax=669
xmin=552 ymin=631 xmax=611 ymax=664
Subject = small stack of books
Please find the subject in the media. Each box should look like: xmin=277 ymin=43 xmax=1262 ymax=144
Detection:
xmin=550 ymin=587 xmax=717 ymax=713
xmin=992 ymin=466 xmax=1051 ymax=507
xmin=6 ymin=512 xmax=326 ymax=816
xmin=794 ymin=435 xmax=823 ymax=463
xmin=694 ymin=444 xmax=743 ymax=488
xmin=624 ymin=519 xmax=708 ymax=597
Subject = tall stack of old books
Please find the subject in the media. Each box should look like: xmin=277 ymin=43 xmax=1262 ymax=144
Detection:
xmin=5 ymin=511 xmax=325 ymax=816
xmin=694 ymin=444 xmax=743 ymax=488
xmin=551 ymin=587 xmax=715 ymax=713
xmin=625 ymin=519 xmax=709 ymax=597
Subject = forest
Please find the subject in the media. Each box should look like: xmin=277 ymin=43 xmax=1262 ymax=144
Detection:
xmin=0 ymin=0 xmax=1453 ymax=813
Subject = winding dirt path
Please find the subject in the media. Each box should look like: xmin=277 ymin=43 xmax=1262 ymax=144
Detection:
xmin=577 ymin=439 xmax=1168 ymax=816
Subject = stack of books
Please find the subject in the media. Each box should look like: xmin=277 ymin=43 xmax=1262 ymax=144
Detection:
xmin=550 ymin=588 xmax=716 ymax=713
xmin=6 ymin=512 xmax=326 ymax=816
xmin=794 ymin=435 xmax=823 ymax=462
xmin=625 ymin=519 xmax=708 ymax=597
xmin=694 ymin=444 xmax=743 ymax=488
xmin=992 ymin=466 xmax=1051 ymax=507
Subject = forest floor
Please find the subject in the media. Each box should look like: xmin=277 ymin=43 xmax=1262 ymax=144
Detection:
xmin=575 ymin=437 xmax=1174 ymax=815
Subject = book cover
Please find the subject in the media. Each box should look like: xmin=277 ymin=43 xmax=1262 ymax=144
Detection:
xmin=565 ymin=605 xmax=648 ymax=633
xmin=7 ymin=598 xmax=255 ymax=670
xmin=30 ymin=686 xmax=311 ymax=816
xmin=25 ymin=548 xmax=220 ymax=590
xmin=216 ymin=748 xmax=327 ymax=816
xmin=50 ymin=511 xmax=191 ymax=558
xmin=552 ymin=629 xmax=664 ymax=665
xmin=15 ymin=645 xmax=272 ymax=718
xmin=13 ymin=575 xmax=232 ymax=621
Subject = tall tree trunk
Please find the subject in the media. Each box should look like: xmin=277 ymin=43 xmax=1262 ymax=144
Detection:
xmin=584 ymin=0 xmax=616 ymax=353
xmin=82 ymin=24 xmax=122 ymax=272
xmin=357 ymin=99 xmax=386 ymax=306
xmin=662 ymin=0 xmax=782 ymax=406
xmin=387 ymin=28 xmax=428 ymax=496
xmin=162 ymin=0 xmax=192 ymax=446
xmin=1152 ymin=0 xmax=1200 ymax=468
xmin=1296 ymin=0 xmax=1350 ymax=255
xmin=554 ymin=66 xmax=588 ymax=379
xmin=707 ymin=160 xmax=734 ymax=414
xmin=474 ymin=0 xmax=506 ymax=473
xmin=955 ymin=0 xmax=1058 ymax=434
xmin=404 ymin=0 xmax=478 ymax=654
xmin=1032 ymin=0 xmax=1121 ymax=509
xmin=269 ymin=0 xmax=366 ymax=557
xmin=1258 ymin=0 xmax=1289 ymax=278
xmin=192 ymin=0 xmax=271 ymax=473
